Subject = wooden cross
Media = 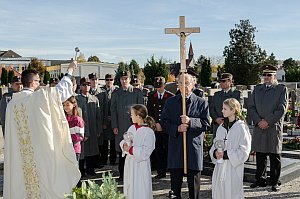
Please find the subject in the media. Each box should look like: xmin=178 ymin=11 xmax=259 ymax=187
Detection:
xmin=165 ymin=16 xmax=200 ymax=174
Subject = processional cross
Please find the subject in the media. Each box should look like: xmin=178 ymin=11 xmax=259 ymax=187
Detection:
xmin=165 ymin=16 xmax=200 ymax=174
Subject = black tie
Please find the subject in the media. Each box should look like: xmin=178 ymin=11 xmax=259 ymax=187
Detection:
xmin=186 ymin=98 xmax=191 ymax=111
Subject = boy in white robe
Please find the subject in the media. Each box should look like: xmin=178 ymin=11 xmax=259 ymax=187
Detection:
xmin=120 ymin=104 xmax=156 ymax=199
xmin=210 ymin=98 xmax=251 ymax=199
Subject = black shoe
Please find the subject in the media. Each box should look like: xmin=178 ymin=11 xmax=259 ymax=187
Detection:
xmin=272 ymin=185 xmax=280 ymax=192
xmin=86 ymin=170 xmax=97 ymax=176
xmin=117 ymin=176 xmax=123 ymax=182
xmin=250 ymin=181 xmax=267 ymax=188
xmin=154 ymin=174 xmax=166 ymax=179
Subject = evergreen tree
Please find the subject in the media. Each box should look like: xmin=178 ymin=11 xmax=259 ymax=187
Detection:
xmin=223 ymin=19 xmax=267 ymax=85
xmin=43 ymin=71 xmax=51 ymax=85
xmin=8 ymin=70 xmax=14 ymax=84
xmin=87 ymin=55 xmax=100 ymax=62
xmin=200 ymin=58 xmax=212 ymax=87
xmin=264 ymin=53 xmax=278 ymax=66
xmin=1 ymin=68 xmax=8 ymax=86
xmin=114 ymin=62 xmax=130 ymax=87
xmin=283 ymin=57 xmax=300 ymax=82
xmin=143 ymin=55 xmax=169 ymax=85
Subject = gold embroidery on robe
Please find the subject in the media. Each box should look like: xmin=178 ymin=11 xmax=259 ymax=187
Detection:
xmin=14 ymin=104 xmax=41 ymax=199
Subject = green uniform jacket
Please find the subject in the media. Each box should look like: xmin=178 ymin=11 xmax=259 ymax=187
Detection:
xmin=248 ymin=83 xmax=288 ymax=154
xmin=111 ymin=85 xmax=144 ymax=152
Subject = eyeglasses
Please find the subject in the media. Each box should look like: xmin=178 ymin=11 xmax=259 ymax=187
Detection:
xmin=105 ymin=79 xmax=114 ymax=81
xmin=262 ymin=73 xmax=273 ymax=77
xmin=81 ymin=84 xmax=90 ymax=86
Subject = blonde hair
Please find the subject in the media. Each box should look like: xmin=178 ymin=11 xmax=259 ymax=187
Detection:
xmin=223 ymin=98 xmax=245 ymax=121
xmin=131 ymin=104 xmax=156 ymax=130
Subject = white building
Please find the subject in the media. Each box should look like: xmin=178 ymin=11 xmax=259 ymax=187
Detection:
xmin=61 ymin=62 xmax=118 ymax=84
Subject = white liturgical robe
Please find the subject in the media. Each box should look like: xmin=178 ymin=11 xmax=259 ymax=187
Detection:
xmin=4 ymin=76 xmax=81 ymax=199
xmin=120 ymin=125 xmax=155 ymax=199
xmin=209 ymin=120 xmax=251 ymax=199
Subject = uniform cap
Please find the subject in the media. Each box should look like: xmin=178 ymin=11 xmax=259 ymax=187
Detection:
xmin=262 ymin=65 xmax=277 ymax=73
xmin=220 ymin=73 xmax=233 ymax=80
xmin=120 ymin=70 xmax=131 ymax=78
xmin=11 ymin=76 xmax=22 ymax=84
xmin=105 ymin=73 xmax=115 ymax=79
xmin=80 ymin=77 xmax=91 ymax=85
xmin=88 ymin=73 xmax=98 ymax=80
xmin=154 ymin=76 xmax=165 ymax=88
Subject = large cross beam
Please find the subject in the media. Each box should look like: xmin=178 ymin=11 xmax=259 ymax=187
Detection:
xmin=165 ymin=16 xmax=200 ymax=174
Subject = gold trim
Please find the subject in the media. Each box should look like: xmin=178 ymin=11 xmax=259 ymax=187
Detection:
xmin=14 ymin=104 xmax=41 ymax=199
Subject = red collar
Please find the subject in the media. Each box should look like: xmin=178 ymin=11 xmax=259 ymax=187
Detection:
xmin=134 ymin=123 xmax=142 ymax=130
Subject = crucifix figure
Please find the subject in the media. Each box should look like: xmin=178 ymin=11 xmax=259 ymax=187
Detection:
xmin=165 ymin=16 xmax=200 ymax=174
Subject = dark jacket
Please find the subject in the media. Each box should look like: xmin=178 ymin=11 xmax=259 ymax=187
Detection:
xmin=160 ymin=93 xmax=210 ymax=171
xmin=147 ymin=90 xmax=174 ymax=124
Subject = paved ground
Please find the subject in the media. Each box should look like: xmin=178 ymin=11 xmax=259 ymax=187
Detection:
xmin=0 ymin=127 xmax=300 ymax=198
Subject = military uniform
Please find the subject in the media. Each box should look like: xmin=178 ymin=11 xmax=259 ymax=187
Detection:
xmin=147 ymin=89 xmax=174 ymax=177
xmin=248 ymin=65 xmax=288 ymax=191
xmin=98 ymin=85 xmax=117 ymax=165
xmin=209 ymin=88 xmax=242 ymax=137
xmin=76 ymin=77 xmax=102 ymax=175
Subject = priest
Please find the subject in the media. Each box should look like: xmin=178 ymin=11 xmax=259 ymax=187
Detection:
xmin=4 ymin=61 xmax=81 ymax=199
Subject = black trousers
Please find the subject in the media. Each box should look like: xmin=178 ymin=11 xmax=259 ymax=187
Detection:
xmin=100 ymin=139 xmax=117 ymax=164
xmin=255 ymin=152 xmax=281 ymax=186
xmin=154 ymin=132 xmax=168 ymax=176
xmin=118 ymin=152 xmax=126 ymax=178
xmin=170 ymin=168 xmax=201 ymax=199
xmin=79 ymin=155 xmax=98 ymax=175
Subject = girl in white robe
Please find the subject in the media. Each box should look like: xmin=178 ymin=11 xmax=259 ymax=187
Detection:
xmin=210 ymin=98 xmax=251 ymax=199
xmin=120 ymin=104 xmax=156 ymax=199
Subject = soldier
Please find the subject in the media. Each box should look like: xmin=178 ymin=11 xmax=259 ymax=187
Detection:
xmin=131 ymin=74 xmax=149 ymax=105
xmin=99 ymin=73 xmax=118 ymax=165
xmin=89 ymin=73 xmax=102 ymax=95
xmin=209 ymin=73 xmax=242 ymax=138
xmin=111 ymin=71 xmax=144 ymax=181
xmin=0 ymin=76 xmax=23 ymax=137
xmin=75 ymin=77 xmax=102 ymax=176
xmin=88 ymin=72 xmax=105 ymax=168
xmin=147 ymin=76 xmax=174 ymax=179
xmin=248 ymin=65 xmax=288 ymax=192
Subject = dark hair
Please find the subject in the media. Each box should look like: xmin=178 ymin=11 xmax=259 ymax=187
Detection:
xmin=21 ymin=69 xmax=39 ymax=87
xmin=131 ymin=104 xmax=156 ymax=130
xmin=63 ymin=96 xmax=79 ymax=116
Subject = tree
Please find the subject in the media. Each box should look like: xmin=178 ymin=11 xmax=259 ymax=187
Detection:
xmin=43 ymin=71 xmax=51 ymax=85
xmin=200 ymin=57 xmax=212 ymax=87
xmin=283 ymin=57 xmax=298 ymax=70
xmin=28 ymin=58 xmax=46 ymax=80
xmin=114 ymin=60 xmax=143 ymax=87
xmin=77 ymin=53 xmax=86 ymax=63
xmin=87 ymin=55 xmax=100 ymax=62
xmin=8 ymin=70 xmax=14 ymax=84
xmin=223 ymin=19 xmax=267 ymax=85
xmin=1 ymin=68 xmax=8 ymax=86
xmin=263 ymin=53 xmax=278 ymax=66
xmin=143 ymin=55 xmax=169 ymax=85
xmin=283 ymin=57 xmax=300 ymax=82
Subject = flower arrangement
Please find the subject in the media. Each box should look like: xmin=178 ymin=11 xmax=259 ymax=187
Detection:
xmin=283 ymin=137 xmax=300 ymax=150
xmin=65 ymin=172 xmax=125 ymax=199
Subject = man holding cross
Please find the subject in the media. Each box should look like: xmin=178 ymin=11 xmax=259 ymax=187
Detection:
xmin=161 ymin=73 xmax=210 ymax=199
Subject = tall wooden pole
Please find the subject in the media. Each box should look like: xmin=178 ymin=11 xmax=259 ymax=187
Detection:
xmin=165 ymin=16 xmax=200 ymax=174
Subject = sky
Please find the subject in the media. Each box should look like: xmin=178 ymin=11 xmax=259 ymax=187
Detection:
xmin=1 ymin=0 xmax=300 ymax=66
